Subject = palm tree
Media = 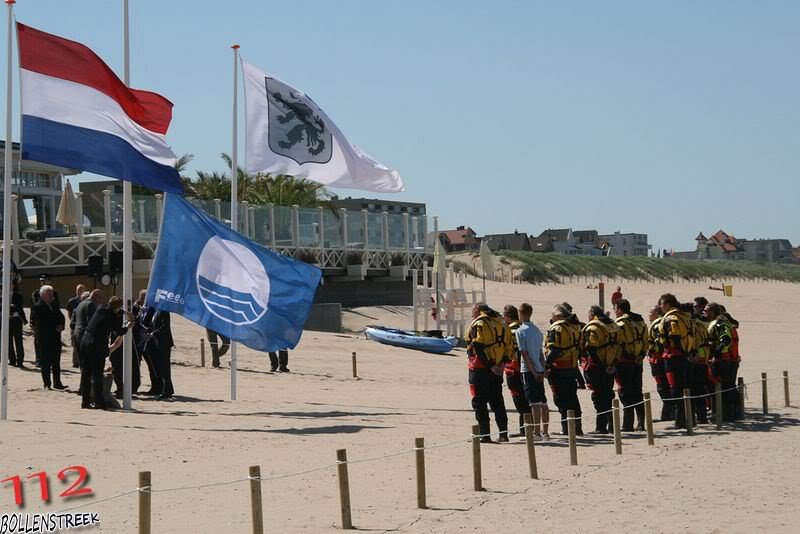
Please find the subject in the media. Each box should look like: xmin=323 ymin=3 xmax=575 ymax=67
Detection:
xmin=189 ymin=153 xmax=334 ymax=211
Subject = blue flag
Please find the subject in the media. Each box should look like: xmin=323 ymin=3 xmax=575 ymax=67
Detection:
xmin=146 ymin=194 xmax=322 ymax=352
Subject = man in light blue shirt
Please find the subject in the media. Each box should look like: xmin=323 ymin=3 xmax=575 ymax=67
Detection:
xmin=515 ymin=303 xmax=550 ymax=440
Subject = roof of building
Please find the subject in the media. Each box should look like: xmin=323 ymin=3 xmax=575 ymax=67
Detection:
xmin=438 ymin=226 xmax=477 ymax=246
xmin=529 ymin=235 xmax=554 ymax=252
xmin=695 ymin=232 xmax=707 ymax=241
xmin=483 ymin=231 xmax=531 ymax=251
xmin=537 ymin=228 xmax=571 ymax=241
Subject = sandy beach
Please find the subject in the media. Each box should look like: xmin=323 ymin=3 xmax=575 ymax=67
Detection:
xmin=1 ymin=278 xmax=799 ymax=533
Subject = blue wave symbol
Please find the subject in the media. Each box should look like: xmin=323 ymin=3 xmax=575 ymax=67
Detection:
xmin=198 ymin=275 xmax=266 ymax=323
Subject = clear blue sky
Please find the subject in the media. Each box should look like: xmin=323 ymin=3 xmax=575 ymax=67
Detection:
xmin=5 ymin=0 xmax=799 ymax=252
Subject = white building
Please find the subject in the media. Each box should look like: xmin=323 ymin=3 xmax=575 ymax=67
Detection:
xmin=598 ymin=231 xmax=651 ymax=257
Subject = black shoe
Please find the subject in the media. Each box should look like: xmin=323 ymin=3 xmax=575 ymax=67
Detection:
xmin=16 ymin=363 xmax=24 ymax=368
xmin=81 ymin=403 xmax=92 ymax=409
xmin=156 ymin=393 xmax=173 ymax=400
xmin=43 ymin=385 xmax=51 ymax=390
xmin=212 ymin=356 xmax=221 ymax=368
xmin=270 ymin=367 xmax=278 ymax=372
xmin=278 ymin=365 xmax=290 ymax=373
xmin=497 ymin=432 xmax=509 ymax=443
xmin=479 ymin=436 xmax=494 ymax=444
xmin=621 ymin=426 xmax=634 ymax=432
xmin=53 ymin=383 xmax=68 ymax=390
xmin=114 ymin=391 xmax=123 ymax=400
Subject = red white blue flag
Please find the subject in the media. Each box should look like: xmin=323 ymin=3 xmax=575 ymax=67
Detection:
xmin=17 ymin=23 xmax=183 ymax=194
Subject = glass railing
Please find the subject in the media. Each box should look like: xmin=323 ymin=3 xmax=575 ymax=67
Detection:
xmin=83 ymin=194 xmax=429 ymax=253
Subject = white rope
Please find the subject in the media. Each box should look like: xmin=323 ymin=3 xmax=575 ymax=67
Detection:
xmin=47 ymin=376 xmax=793 ymax=509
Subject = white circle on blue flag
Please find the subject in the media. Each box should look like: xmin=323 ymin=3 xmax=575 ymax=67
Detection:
xmin=196 ymin=236 xmax=270 ymax=325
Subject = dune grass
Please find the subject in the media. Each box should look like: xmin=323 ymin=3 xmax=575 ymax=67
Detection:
xmin=489 ymin=252 xmax=800 ymax=284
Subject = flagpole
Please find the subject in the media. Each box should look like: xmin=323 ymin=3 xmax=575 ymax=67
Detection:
xmin=121 ymin=0 xmax=133 ymax=410
xmin=1 ymin=0 xmax=15 ymax=422
xmin=230 ymin=44 xmax=240 ymax=401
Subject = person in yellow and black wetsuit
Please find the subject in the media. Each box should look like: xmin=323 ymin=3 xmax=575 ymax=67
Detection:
xmin=614 ymin=299 xmax=648 ymax=431
xmin=502 ymin=305 xmax=528 ymax=437
xmin=687 ymin=302 xmax=710 ymax=424
xmin=647 ymin=306 xmax=671 ymax=421
xmin=720 ymin=305 xmax=742 ymax=419
xmin=659 ymin=293 xmax=694 ymax=429
xmin=466 ymin=302 xmax=511 ymax=443
xmin=705 ymin=302 xmax=737 ymax=422
xmin=545 ymin=305 xmax=584 ymax=436
xmin=582 ymin=305 xmax=620 ymax=434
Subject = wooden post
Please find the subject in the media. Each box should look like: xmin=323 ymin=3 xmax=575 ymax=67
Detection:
xmin=567 ymin=410 xmax=578 ymax=466
xmin=471 ymin=425 xmax=483 ymax=491
xmin=414 ymin=438 xmax=427 ymax=509
xmin=644 ymin=392 xmax=654 ymax=446
xmin=200 ymin=338 xmax=206 ymax=367
xmin=351 ymin=352 xmax=358 ymax=378
xmin=523 ymin=413 xmax=538 ymax=479
xmin=411 ymin=268 xmax=419 ymax=331
xmin=715 ymin=382 xmax=723 ymax=429
xmin=784 ymin=371 xmax=790 ymax=407
xmin=612 ymin=399 xmax=622 ymax=454
xmin=336 ymin=449 xmax=353 ymax=530
xmin=138 ymin=471 xmax=151 ymax=534
xmin=762 ymin=372 xmax=768 ymax=415
xmin=738 ymin=377 xmax=745 ymax=419
xmin=249 ymin=466 xmax=264 ymax=534
xmin=683 ymin=388 xmax=693 ymax=435
xmin=598 ymin=282 xmax=605 ymax=309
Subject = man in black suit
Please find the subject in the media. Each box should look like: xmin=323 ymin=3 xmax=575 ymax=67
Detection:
xmin=73 ymin=290 xmax=103 ymax=367
xmin=66 ymin=284 xmax=87 ymax=368
xmin=134 ymin=290 xmax=161 ymax=395
xmin=30 ymin=274 xmax=60 ymax=367
xmin=29 ymin=285 xmax=66 ymax=390
xmin=142 ymin=307 xmax=174 ymax=399
xmin=79 ymin=296 xmax=130 ymax=409
xmin=8 ymin=280 xmax=27 ymax=367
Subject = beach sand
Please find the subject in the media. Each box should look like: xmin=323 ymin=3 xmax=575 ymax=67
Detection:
xmin=1 ymin=278 xmax=799 ymax=533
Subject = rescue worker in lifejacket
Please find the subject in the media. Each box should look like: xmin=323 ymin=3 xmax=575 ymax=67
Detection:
xmin=581 ymin=305 xmax=619 ymax=434
xmin=502 ymin=304 xmax=528 ymax=437
xmin=720 ymin=305 xmax=742 ymax=419
xmin=544 ymin=305 xmax=584 ymax=436
xmin=705 ymin=302 xmax=737 ymax=421
xmin=562 ymin=302 xmax=587 ymax=390
xmin=613 ymin=299 xmax=648 ymax=431
xmin=687 ymin=301 xmax=710 ymax=424
xmin=659 ymin=293 xmax=693 ymax=429
xmin=647 ymin=305 xmax=671 ymax=421
xmin=466 ymin=302 xmax=511 ymax=443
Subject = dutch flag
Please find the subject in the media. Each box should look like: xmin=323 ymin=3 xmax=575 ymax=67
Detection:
xmin=17 ymin=23 xmax=183 ymax=194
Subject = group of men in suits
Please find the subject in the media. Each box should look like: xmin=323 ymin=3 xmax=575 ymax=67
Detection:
xmin=19 ymin=275 xmax=175 ymax=409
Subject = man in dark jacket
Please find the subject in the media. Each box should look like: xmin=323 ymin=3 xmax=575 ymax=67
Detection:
xmin=8 ymin=280 xmax=27 ymax=367
xmin=29 ymin=285 xmax=66 ymax=390
xmin=142 ymin=307 xmax=175 ymax=400
xmin=73 ymin=290 xmax=103 ymax=361
xmin=79 ymin=296 xmax=129 ymax=409
xmin=66 ymin=284 xmax=87 ymax=368
xmin=30 ymin=274 xmax=60 ymax=367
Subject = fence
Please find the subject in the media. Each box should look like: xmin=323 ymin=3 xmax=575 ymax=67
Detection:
xmin=41 ymin=372 xmax=798 ymax=533
xmin=6 ymin=192 xmax=432 ymax=271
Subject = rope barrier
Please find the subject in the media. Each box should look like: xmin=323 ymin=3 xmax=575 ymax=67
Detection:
xmin=47 ymin=375 xmax=795 ymax=515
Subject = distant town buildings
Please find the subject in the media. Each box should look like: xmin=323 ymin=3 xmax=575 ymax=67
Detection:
xmin=668 ymin=229 xmax=796 ymax=263
xmin=432 ymin=224 xmax=652 ymax=257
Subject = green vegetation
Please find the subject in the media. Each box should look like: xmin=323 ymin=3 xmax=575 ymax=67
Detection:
xmin=499 ymin=252 xmax=800 ymax=284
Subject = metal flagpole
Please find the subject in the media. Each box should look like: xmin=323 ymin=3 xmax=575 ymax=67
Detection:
xmin=121 ymin=0 xmax=133 ymax=410
xmin=1 ymin=0 xmax=16 ymax=422
xmin=230 ymin=44 xmax=240 ymax=401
